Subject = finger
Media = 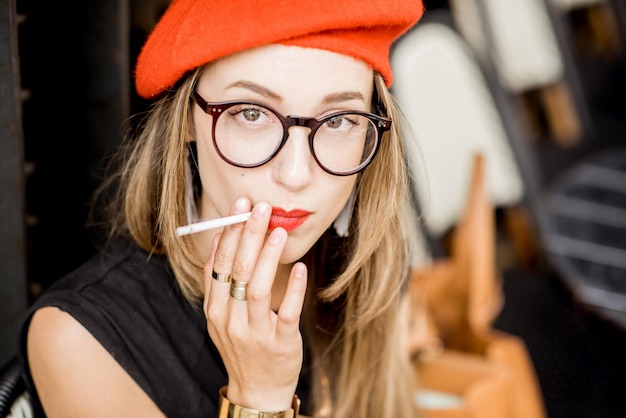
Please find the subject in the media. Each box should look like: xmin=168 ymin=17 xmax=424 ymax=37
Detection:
xmin=211 ymin=198 xmax=251 ymax=304
xmin=275 ymin=262 xmax=308 ymax=339
xmin=204 ymin=233 xmax=227 ymax=348
xmin=229 ymin=201 xmax=271 ymax=311
xmin=206 ymin=198 xmax=250 ymax=340
xmin=246 ymin=227 xmax=288 ymax=327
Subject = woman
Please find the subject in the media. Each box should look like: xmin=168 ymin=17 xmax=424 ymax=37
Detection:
xmin=20 ymin=0 xmax=425 ymax=416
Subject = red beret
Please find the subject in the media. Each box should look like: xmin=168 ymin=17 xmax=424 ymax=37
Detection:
xmin=134 ymin=0 xmax=425 ymax=99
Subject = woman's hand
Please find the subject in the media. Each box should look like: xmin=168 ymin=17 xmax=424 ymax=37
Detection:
xmin=203 ymin=197 xmax=307 ymax=411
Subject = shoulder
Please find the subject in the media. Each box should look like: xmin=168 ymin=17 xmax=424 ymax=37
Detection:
xmin=33 ymin=240 xmax=180 ymax=317
xmin=27 ymin=306 xmax=165 ymax=417
xmin=21 ymin=240 xmax=222 ymax=417
xmin=22 ymin=239 xmax=202 ymax=364
xmin=54 ymin=240 xmax=174 ymax=293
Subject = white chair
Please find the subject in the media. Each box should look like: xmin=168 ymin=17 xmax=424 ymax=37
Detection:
xmin=391 ymin=10 xmax=533 ymax=252
xmin=449 ymin=0 xmax=594 ymax=148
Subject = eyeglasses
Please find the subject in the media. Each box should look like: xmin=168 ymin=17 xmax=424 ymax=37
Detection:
xmin=193 ymin=91 xmax=392 ymax=176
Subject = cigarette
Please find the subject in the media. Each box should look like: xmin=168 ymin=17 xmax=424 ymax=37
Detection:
xmin=176 ymin=212 xmax=252 ymax=236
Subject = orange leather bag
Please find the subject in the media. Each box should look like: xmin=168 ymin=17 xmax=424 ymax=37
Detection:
xmin=408 ymin=153 xmax=547 ymax=418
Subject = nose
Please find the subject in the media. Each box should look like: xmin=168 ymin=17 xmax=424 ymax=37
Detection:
xmin=271 ymin=126 xmax=314 ymax=191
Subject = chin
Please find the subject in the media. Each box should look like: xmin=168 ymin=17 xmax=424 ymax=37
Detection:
xmin=278 ymin=248 xmax=307 ymax=265
xmin=277 ymin=235 xmax=314 ymax=264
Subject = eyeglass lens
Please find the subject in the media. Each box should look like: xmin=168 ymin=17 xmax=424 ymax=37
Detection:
xmin=214 ymin=103 xmax=378 ymax=175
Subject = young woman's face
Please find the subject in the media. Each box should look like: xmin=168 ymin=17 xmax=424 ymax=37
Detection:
xmin=192 ymin=44 xmax=374 ymax=263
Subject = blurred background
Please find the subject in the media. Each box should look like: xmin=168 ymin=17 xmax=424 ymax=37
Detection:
xmin=1 ymin=0 xmax=625 ymax=416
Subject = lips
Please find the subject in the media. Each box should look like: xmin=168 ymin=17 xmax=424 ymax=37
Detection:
xmin=269 ymin=208 xmax=310 ymax=232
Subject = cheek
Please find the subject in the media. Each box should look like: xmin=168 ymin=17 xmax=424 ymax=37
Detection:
xmin=310 ymin=176 xmax=357 ymax=238
xmin=329 ymin=178 xmax=358 ymax=217
xmin=193 ymin=127 xmax=245 ymax=218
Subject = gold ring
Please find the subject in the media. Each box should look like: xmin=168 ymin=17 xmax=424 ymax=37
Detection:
xmin=230 ymin=279 xmax=248 ymax=301
xmin=212 ymin=270 xmax=232 ymax=283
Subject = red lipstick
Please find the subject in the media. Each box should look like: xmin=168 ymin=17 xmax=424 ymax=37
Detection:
xmin=269 ymin=208 xmax=310 ymax=232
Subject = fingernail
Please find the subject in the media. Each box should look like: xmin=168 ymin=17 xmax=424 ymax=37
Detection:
xmin=293 ymin=262 xmax=307 ymax=279
xmin=269 ymin=227 xmax=286 ymax=244
xmin=234 ymin=197 xmax=248 ymax=212
xmin=253 ymin=201 xmax=270 ymax=218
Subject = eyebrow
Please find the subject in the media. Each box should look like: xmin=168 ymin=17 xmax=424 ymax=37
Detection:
xmin=226 ymin=81 xmax=282 ymax=101
xmin=321 ymin=91 xmax=366 ymax=105
xmin=225 ymin=81 xmax=366 ymax=105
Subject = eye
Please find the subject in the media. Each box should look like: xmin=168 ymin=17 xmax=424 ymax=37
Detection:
xmin=324 ymin=114 xmax=359 ymax=130
xmin=241 ymin=108 xmax=263 ymax=122
xmin=227 ymin=104 xmax=274 ymax=125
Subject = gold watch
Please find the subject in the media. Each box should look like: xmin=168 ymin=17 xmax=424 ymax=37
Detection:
xmin=218 ymin=386 xmax=300 ymax=418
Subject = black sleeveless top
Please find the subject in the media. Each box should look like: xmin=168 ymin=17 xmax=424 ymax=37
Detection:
xmin=18 ymin=240 xmax=312 ymax=417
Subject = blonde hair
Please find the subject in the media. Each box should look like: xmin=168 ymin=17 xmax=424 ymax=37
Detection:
xmin=92 ymin=70 xmax=420 ymax=418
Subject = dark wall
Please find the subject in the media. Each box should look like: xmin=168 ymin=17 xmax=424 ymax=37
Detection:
xmin=16 ymin=0 xmax=144 ymax=300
